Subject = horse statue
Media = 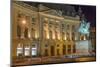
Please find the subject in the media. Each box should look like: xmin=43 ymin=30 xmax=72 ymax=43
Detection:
xmin=78 ymin=20 xmax=90 ymax=37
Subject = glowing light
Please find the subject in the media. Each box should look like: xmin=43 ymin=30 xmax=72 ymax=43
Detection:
xmin=35 ymin=31 xmax=38 ymax=39
xmin=47 ymin=32 xmax=49 ymax=39
xmin=22 ymin=19 xmax=26 ymax=24
xmin=58 ymin=34 xmax=60 ymax=40
xmin=24 ymin=45 xmax=30 ymax=56
xmin=17 ymin=43 xmax=23 ymax=56
xmin=47 ymin=34 xmax=49 ymax=39
xmin=52 ymin=32 xmax=55 ymax=39
xmin=64 ymin=36 xmax=66 ymax=40
xmin=83 ymin=35 xmax=86 ymax=40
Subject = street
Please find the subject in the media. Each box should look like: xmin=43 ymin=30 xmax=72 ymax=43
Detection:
xmin=12 ymin=56 xmax=96 ymax=66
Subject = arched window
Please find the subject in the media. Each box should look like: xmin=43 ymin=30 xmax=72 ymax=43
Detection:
xmin=17 ymin=25 xmax=21 ymax=38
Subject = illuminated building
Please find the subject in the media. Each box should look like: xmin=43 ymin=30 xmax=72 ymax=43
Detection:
xmin=90 ymin=27 xmax=96 ymax=53
xmin=12 ymin=1 xmax=82 ymax=60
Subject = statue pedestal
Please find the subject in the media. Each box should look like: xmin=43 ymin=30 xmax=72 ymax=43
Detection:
xmin=75 ymin=40 xmax=92 ymax=55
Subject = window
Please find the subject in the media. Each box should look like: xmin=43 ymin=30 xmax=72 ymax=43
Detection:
xmin=49 ymin=30 xmax=52 ymax=39
xmin=51 ymin=46 xmax=55 ymax=56
xmin=72 ymin=25 xmax=75 ymax=31
xmin=32 ymin=44 xmax=36 ymax=47
xmin=31 ymin=28 xmax=35 ymax=39
xmin=17 ymin=25 xmax=21 ymax=38
xmin=17 ymin=13 xmax=22 ymax=18
xmin=17 ymin=43 xmax=23 ymax=57
xmin=24 ymin=27 xmax=28 ymax=38
xmin=73 ymin=45 xmax=76 ymax=53
xmin=67 ymin=25 xmax=69 ymax=29
xmin=72 ymin=32 xmax=75 ymax=41
xmin=57 ymin=49 xmax=60 ymax=56
xmin=24 ymin=44 xmax=30 ymax=57
xmin=44 ymin=49 xmax=48 ymax=56
xmin=63 ymin=45 xmax=66 ymax=55
xmin=31 ymin=44 xmax=37 ymax=56
xmin=68 ymin=45 xmax=71 ymax=54
xmin=67 ymin=33 xmax=70 ymax=41
xmin=32 ymin=17 xmax=35 ymax=24
xmin=17 ymin=13 xmax=23 ymax=22
xmin=62 ymin=24 xmax=64 ymax=29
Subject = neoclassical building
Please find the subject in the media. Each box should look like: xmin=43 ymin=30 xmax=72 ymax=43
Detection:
xmin=12 ymin=1 xmax=81 ymax=60
xmin=90 ymin=27 xmax=96 ymax=52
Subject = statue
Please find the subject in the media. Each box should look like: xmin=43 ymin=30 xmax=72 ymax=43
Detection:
xmin=78 ymin=20 xmax=90 ymax=37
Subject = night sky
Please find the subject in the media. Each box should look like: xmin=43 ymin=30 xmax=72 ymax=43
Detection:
xmin=24 ymin=1 xmax=96 ymax=27
xmin=74 ymin=5 xmax=96 ymax=27
xmin=81 ymin=6 xmax=96 ymax=27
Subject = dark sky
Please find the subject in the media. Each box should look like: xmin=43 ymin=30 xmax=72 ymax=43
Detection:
xmin=74 ymin=5 xmax=96 ymax=27
xmin=81 ymin=6 xmax=96 ymax=27
xmin=24 ymin=1 xmax=96 ymax=27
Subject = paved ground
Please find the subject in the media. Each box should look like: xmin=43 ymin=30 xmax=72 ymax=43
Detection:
xmin=12 ymin=56 xmax=96 ymax=66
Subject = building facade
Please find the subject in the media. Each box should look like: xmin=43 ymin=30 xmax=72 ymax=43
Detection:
xmin=12 ymin=1 xmax=81 ymax=60
xmin=90 ymin=27 xmax=96 ymax=53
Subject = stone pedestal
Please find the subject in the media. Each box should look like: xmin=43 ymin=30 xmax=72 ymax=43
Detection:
xmin=75 ymin=40 xmax=92 ymax=55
